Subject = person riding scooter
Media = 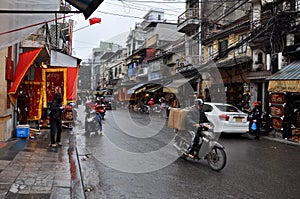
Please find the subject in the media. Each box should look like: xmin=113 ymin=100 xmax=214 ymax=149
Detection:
xmin=94 ymin=97 xmax=105 ymax=134
xmin=249 ymin=101 xmax=261 ymax=139
xmin=185 ymin=98 xmax=210 ymax=158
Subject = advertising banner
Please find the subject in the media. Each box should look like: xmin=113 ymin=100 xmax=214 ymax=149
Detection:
xmin=42 ymin=68 xmax=67 ymax=108
xmin=24 ymin=81 xmax=43 ymax=120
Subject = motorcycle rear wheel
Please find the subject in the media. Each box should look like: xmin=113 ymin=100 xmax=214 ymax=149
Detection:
xmin=206 ymin=147 xmax=226 ymax=171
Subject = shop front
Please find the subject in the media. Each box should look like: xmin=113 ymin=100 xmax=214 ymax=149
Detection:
xmin=8 ymin=48 xmax=80 ymax=136
xmin=267 ymin=60 xmax=300 ymax=142
xmin=200 ymin=59 xmax=251 ymax=110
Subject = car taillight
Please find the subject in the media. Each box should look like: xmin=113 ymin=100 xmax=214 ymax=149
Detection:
xmin=219 ymin=114 xmax=229 ymax=121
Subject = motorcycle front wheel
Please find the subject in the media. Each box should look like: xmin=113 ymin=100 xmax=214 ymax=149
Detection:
xmin=206 ymin=147 xmax=227 ymax=171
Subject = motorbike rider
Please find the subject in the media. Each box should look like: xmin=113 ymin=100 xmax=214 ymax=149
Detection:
xmin=94 ymin=97 xmax=104 ymax=134
xmin=249 ymin=101 xmax=261 ymax=139
xmin=185 ymin=98 xmax=210 ymax=157
xmin=148 ymin=98 xmax=155 ymax=107
xmin=99 ymin=96 xmax=105 ymax=104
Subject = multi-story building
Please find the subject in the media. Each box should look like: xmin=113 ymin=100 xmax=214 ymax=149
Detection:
xmin=126 ymin=23 xmax=146 ymax=57
xmin=92 ymin=41 xmax=122 ymax=90
xmin=201 ymin=14 xmax=252 ymax=109
xmin=177 ymin=0 xmax=201 ymax=66
xmin=103 ymin=48 xmax=127 ymax=89
xmin=249 ymin=0 xmax=300 ymax=112
xmin=178 ymin=0 xmax=251 ymax=105
xmin=126 ymin=9 xmax=184 ymax=83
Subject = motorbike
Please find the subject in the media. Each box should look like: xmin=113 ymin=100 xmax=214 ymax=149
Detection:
xmin=138 ymin=104 xmax=150 ymax=114
xmin=260 ymin=111 xmax=273 ymax=135
xmin=173 ymin=123 xmax=227 ymax=171
xmin=149 ymin=104 xmax=161 ymax=115
xmin=85 ymin=108 xmax=100 ymax=133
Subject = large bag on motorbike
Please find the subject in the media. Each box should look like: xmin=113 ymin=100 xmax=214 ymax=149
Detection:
xmin=168 ymin=107 xmax=191 ymax=130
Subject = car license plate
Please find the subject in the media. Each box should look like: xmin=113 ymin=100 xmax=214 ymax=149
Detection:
xmin=235 ymin=117 xmax=243 ymax=122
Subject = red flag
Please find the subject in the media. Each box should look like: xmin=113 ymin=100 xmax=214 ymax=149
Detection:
xmin=89 ymin=17 xmax=101 ymax=25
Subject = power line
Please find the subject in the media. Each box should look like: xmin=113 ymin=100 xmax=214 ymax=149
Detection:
xmin=109 ymin=0 xmax=183 ymax=15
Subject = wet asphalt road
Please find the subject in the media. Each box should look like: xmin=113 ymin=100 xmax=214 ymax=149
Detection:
xmin=74 ymin=105 xmax=300 ymax=199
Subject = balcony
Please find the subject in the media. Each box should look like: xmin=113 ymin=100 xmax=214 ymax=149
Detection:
xmin=177 ymin=8 xmax=200 ymax=34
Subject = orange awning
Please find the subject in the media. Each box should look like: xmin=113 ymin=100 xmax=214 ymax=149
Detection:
xmin=8 ymin=48 xmax=42 ymax=105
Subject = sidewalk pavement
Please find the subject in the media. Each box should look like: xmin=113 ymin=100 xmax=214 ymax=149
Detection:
xmin=262 ymin=131 xmax=300 ymax=146
xmin=0 ymin=128 xmax=85 ymax=199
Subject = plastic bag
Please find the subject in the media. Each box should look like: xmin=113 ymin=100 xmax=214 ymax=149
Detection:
xmin=251 ymin=122 xmax=257 ymax=130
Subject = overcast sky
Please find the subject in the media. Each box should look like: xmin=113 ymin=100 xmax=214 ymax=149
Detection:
xmin=71 ymin=0 xmax=186 ymax=61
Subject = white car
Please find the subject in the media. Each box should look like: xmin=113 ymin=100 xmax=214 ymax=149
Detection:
xmin=203 ymin=102 xmax=249 ymax=134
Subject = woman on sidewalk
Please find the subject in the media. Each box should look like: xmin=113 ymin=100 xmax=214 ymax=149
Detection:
xmin=48 ymin=93 xmax=64 ymax=148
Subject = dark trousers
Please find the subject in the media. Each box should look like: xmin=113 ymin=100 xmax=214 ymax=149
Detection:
xmin=50 ymin=118 xmax=62 ymax=145
xmin=96 ymin=113 xmax=103 ymax=131
xmin=189 ymin=128 xmax=202 ymax=155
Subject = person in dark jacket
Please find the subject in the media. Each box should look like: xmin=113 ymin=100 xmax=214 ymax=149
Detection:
xmin=49 ymin=93 xmax=64 ymax=148
xmin=249 ymin=101 xmax=261 ymax=139
xmin=185 ymin=98 xmax=210 ymax=157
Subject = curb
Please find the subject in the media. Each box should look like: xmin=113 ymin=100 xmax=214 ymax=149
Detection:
xmin=69 ymin=128 xmax=86 ymax=199
xmin=263 ymin=136 xmax=300 ymax=146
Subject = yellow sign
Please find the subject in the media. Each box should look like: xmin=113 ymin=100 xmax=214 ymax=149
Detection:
xmin=268 ymin=80 xmax=300 ymax=93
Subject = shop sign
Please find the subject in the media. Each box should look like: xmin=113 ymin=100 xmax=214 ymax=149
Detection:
xmin=176 ymin=63 xmax=194 ymax=73
xmin=271 ymin=117 xmax=283 ymax=130
xmin=270 ymin=105 xmax=284 ymax=117
xmin=269 ymin=93 xmax=285 ymax=104
xmin=268 ymin=80 xmax=300 ymax=93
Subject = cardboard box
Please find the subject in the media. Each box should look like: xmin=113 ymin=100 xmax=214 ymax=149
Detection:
xmin=16 ymin=125 xmax=29 ymax=138
xmin=168 ymin=108 xmax=190 ymax=130
xmin=168 ymin=108 xmax=180 ymax=129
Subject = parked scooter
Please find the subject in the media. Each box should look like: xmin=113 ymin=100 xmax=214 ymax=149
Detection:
xmin=260 ymin=111 xmax=273 ymax=135
xmin=173 ymin=123 xmax=227 ymax=171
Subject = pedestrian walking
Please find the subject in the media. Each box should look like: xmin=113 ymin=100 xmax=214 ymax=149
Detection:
xmin=159 ymin=97 xmax=167 ymax=118
xmin=48 ymin=92 xmax=64 ymax=148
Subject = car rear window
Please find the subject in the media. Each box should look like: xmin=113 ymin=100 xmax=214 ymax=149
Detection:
xmin=215 ymin=105 xmax=239 ymax=112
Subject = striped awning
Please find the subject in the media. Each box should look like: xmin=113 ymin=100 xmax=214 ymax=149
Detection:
xmin=268 ymin=60 xmax=300 ymax=92
xmin=163 ymin=77 xmax=194 ymax=93
xmin=267 ymin=60 xmax=300 ymax=80
xmin=127 ymin=83 xmax=146 ymax=94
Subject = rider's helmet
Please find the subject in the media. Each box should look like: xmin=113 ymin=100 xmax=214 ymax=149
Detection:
xmin=194 ymin=98 xmax=204 ymax=106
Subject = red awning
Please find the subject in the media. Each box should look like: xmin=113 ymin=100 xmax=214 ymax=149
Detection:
xmin=66 ymin=67 xmax=78 ymax=101
xmin=8 ymin=48 xmax=42 ymax=105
